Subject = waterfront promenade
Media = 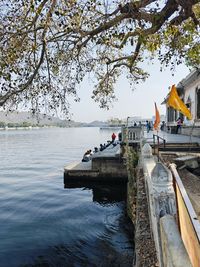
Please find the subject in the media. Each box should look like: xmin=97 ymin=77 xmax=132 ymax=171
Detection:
xmin=141 ymin=129 xmax=200 ymax=267
xmin=144 ymin=130 xmax=200 ymax=144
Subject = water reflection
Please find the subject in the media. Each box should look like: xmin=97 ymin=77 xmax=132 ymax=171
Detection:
xmin=64 ymin=181 xmax=127 ymax=205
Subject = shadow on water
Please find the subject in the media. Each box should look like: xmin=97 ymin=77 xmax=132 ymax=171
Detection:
xmin=64 ymin=181 xmax=127 ymax=205
xmin=22 ymin=243 xmax=134 ymax=267
xmin=21 ymin=182 xmax=134 ymax=267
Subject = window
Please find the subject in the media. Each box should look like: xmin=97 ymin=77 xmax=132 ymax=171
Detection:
xmin=175 ymin=110 xmax=177 ymax=120
xmin=167 ymin=107 xmax=175 ymax=122
xmin=128 ymin=130 xmax=135 ymax=140
xmin=183 ymin=95 xmax=191 ymax=121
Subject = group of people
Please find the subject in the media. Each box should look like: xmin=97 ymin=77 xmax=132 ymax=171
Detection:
xmin=82 ymin=118 xmax=183 ymax=162
xmin=99 ymin=143 xmax=109 ymax=151
xmin=81 ymin=132 xmax=118 ymax=162
xmin=145 ymin=118 xmax=183 ymax=134
xmin=100 ymin=132 xmax=117 ymax=151
xmin=82 ymin=149 xmax=93 ymax=162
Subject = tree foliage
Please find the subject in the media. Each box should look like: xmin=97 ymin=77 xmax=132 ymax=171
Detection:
xmin=0 ymin=0 xmax=199 ymax=116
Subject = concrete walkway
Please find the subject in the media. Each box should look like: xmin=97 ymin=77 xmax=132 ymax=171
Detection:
xmin=93 ymin=143 xmax=120 ymax=158
xmin=65 ymin=161 xmax=92 ymax=171
xmin=144 ymin=130 xmax=200 ymax=144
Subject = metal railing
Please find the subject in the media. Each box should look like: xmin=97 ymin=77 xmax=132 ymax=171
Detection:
xmin=169 ymin=163 xmax=200 ymax=267
xmin=153 ymin=134 xmax=166 ymax=160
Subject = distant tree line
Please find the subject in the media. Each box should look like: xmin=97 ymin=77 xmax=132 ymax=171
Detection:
xmin=0 ymin=121 xmax=82 ymax=128
xmin=0 ymin=121 xmax=40 ymax=128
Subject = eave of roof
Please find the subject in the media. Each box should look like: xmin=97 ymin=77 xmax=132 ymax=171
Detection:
xmin=161 ymin=68 xmax=200 ymax=105
xmin=176 ymin=68 xmax=200 ymax=90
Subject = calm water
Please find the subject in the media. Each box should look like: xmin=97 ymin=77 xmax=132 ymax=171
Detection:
xmin=0 ymin=127 xmax=134 ymax=267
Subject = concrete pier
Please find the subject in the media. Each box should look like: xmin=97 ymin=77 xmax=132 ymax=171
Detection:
xmin=64 ymin=144 xmax=127 ymax=183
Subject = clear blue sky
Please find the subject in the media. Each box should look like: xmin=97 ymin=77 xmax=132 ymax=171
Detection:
xmin=69 ymin=59 xmax=190 ymax=122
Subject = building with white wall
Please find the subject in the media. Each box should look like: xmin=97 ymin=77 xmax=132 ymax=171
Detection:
xmin=162 ymin=68 xmax=200 ymax=135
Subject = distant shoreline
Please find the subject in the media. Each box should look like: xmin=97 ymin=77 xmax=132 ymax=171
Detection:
xmin=0 ymin=126 xmax=56 ymax=131
xmin=0 ymin=125 xmax=107 ymax=131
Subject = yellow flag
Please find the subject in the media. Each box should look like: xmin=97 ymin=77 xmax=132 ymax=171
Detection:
xmin=167 ymin=84 xmax=192 ymax=120
xmin=154 ymin=102 xmax=160 ymax=130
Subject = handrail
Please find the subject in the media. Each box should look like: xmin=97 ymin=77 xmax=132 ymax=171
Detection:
xmin=169 ymin=163 xmax=200 ymax=267
xmin=153 ymin=134 xmax=166 ymax=142
xmin=153 ymin=134 xmax=166 ymax=160
xmin=170 ymin=163 xmax=200 ymax=241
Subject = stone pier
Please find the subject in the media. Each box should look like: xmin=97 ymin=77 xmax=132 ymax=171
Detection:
xmin=64 ymin=144 xmax=127 ymax=183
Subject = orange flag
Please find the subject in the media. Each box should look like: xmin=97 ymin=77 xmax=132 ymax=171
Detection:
xmin=154 ymin=102 xmax=160 ymax=130
xmin=167 ymin=84 xmax=192 ymax=120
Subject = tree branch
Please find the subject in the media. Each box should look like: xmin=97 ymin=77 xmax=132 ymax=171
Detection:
xmin=0 ymin=41 xmax=46 ymax=106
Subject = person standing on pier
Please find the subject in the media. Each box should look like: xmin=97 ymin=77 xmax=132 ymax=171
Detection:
xmin=146 ymin=120 xmax=150 ymax=133
xmin=176 ymin=117 xmax=182 ymax=134
xmin=111 ymin=132 xmax=116 ymax=143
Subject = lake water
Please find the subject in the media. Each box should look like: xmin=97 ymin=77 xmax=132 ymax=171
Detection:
xmin=0 ymin=127 xmax=134 ymax=267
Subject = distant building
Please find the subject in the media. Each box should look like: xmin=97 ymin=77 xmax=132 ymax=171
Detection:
xmin=162 ymin=68 xmax=200 ymax=135
xmin=127 ymin=116 xmax=151 ymax=126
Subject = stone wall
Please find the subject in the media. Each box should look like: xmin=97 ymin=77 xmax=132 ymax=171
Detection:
xmin=141 ymin=143 xmax=192 ymax=267
xmin=92 ymin=156 xmax=127 ymax=180
xmin=181 ymin=125 xmax=200 ymax=137
xmin=133 ymin=167 xmax=158 ymax=267
xmin=160 ymin=215 xmax=192 ymax=267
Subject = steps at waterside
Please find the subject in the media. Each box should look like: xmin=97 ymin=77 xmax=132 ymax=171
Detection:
xmin=153 ymin=142 xmax=200 ymax=152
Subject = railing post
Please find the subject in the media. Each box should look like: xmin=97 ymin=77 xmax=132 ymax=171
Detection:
xmin=157 ymin=135 xmax=160 ymax=161
xmin=153 ymin=134 xmax=166 ymax=157
xmin=163 ymin=139 xmax=166 ymax=149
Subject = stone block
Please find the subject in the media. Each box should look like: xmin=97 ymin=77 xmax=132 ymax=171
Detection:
xmin=151 ymin=162 xmax=173 ymax=191
xmin=142 ymin=143 xmax=152 ymax=158
xmin=175 ymin=155 xmax=199 ymax=169
xmin=160 ymin=215 xmax=192 ymax=267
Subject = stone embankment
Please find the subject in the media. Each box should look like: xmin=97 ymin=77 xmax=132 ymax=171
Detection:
xmin=138 ymin=143 xmax=192 ymax=267
xmin=127 ymin=140 xmax=193 ymax=267
xmin=134 ymin=168 xmax=158 ymax=267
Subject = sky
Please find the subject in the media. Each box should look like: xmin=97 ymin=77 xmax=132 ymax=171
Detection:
xmin=69 ymin=59 xmax=190 ymax=123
